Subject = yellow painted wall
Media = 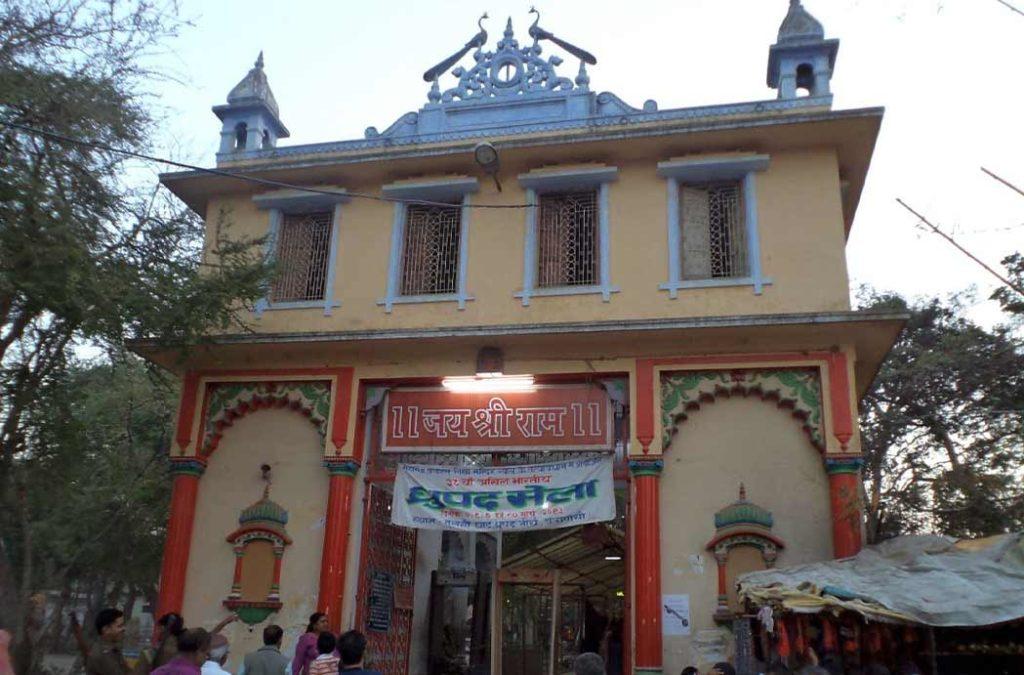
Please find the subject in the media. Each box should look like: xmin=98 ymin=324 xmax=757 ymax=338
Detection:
xmin=658 ymin=395 xmax=832 ymax=672
xmin=181 ymin=408 xmax=329 ymax=672
xmin=203 ymin=148 xmax=850 ymax=334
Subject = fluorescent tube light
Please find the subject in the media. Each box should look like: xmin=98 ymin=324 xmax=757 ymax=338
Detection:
xmin=441 ymin=374 xmax=536 ymax=393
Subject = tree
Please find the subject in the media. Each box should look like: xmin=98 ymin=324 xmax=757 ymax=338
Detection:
xmin=0 ymin=1 xmax=269 ymax=670
xmin=859 ymin=290 xmax=1024 ymax=543
xmin=9 ymin=359 xmax=176 ymax=672
xmin=993 ymin=251 xmax=1024 ymax=318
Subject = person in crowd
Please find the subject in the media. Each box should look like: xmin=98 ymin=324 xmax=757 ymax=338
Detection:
xmin=201 ymin=634 xmax=231 ymax=675
xmin=149 ymin=613 xmax=186 ymax=670
xmin=291 ymin=613 xmax=330 ymax=675
xmin=599 ymin=619 xmax=622 ymax=675
xmin=573 ymin=652 xmax=606 ymax=675
xmin=85 ymin=608 xmax=129 ymax=675
xmin=306 ymin=632 xmax=338 ymax=675
xmin=0 ymin=626 xmax=12 ymax=675
xmin=796 ymin=648 xmax=830 ymax=675
xmin=151 ymin=629 xmax=211 ymax=675
xmin=148 ymin=612 xmax=238 ymax=671
xmin=243 ymin=625 xmax=289 ymax=675
xmin=680 ymin=668 xmax=698 ymax=675
xmin=711 ymin=663 xmax=736 ymax=675
xmin=337 ymin=631 xmax=380 ymax=675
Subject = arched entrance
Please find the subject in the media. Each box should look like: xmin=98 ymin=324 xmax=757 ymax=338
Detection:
xmin=352 ymin=378 xmax=631 ymax=675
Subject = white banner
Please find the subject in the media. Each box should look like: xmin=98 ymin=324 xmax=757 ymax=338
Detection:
xmin=391 ymin=456 xmax=615 ymax=532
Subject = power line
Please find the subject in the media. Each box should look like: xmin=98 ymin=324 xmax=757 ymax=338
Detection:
xmin=895 ymin=198 xmax=1024 ymax=297
xmin=982 ymin=166 xmax=1024 ymax=199
xmin=995 ymin=0 xmax=1024 ymax=18
xmin=0 ymin=121 xmax=537 ymax=210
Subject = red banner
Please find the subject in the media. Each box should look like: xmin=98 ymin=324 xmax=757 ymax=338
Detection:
xmin=382 ymin=385 xmax=613 ymax=453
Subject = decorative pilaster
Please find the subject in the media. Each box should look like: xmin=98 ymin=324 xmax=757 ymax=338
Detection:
xmin=713 ymin=550 xmax=730 ymax=620
xmin=826 ymin=352 xmax=854 ymax=452
xmin=629 ymin=458 xmax=663 ymax=673
xmin=229 ymin=544 xmax=244 ymax=599
xmin=156 ymin=457 xmax=207 ymax=619
xmin=825 ymin=456 xmax=864 ymax=558
xmin=318 ymin=458 xmax=361 ymax=629
xmin=269 ymin=547 xmax=284 ymax=601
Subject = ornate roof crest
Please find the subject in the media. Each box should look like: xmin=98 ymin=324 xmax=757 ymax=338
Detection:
xmin=423 ymin=9 xmax=596 ymax=104
xmin=777 ymin=0 xmax=826 ymax=44
xmin=226 ymin=51 xmax=280 ymax=117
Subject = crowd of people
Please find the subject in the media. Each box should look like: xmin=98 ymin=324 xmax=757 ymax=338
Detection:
xmin=568 ymin=653 xmax=736 ymax=675
xmin=81 ymin=610 xmax=379 ymax=675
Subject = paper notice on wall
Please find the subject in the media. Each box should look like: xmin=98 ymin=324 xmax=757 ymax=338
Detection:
xmin=662 ymin=594 xmax=691 ymax=636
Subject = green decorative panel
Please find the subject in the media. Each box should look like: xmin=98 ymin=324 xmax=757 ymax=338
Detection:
xmin=661 ymin=369 xmax=823 ymax=451
xmin=202 ymin=381 xmax=331 ymax=453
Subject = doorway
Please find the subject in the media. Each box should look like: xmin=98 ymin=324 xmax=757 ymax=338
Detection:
xmin=355 ymin=379 xmax=631 ymax=675
xmin=497 ymin=524 xmax=626 ymax=675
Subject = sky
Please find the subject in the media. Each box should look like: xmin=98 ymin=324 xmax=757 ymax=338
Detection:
xmin=151 ymin=0 xmax=1024 ymax=323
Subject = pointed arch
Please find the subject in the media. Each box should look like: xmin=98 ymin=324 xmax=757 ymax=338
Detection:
xmin=660 ymin=368 xmax=824 ymax=452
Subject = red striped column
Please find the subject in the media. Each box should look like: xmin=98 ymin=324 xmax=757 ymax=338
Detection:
xmin=825 ymin=457 xmax=864 ymax=558
xmin=317 ymin=459 xmax=360 ymax=629
xmin=317 ymin=369 xmax=357 ymax=630
xmin=156 ymin=457 xmax=206 ymax=618
xmin=630 ymin=458 xmax=663 ymax=674
xmin=826 ymin=352 xmax=863 ymax=558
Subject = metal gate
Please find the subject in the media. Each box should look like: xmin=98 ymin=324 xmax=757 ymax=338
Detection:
xmin=356 ymin=483 xmax=417 ymax=674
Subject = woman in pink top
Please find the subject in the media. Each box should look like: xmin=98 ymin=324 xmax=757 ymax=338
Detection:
xmin=291 ymin=613 xmax=329 ymax=675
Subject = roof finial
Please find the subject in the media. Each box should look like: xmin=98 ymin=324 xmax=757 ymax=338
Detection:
xmin=739 ymin=483 xmax=747 ymax=501
xmin=504 ymin=17 xmax=514 ymax=39
xmin=255 ymin=50 xmax=264 ymax=69
xmin=575 ymin=61 xmax=590 ymax=89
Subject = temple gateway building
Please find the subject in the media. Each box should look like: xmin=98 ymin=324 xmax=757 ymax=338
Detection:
xmin=138 ymin=2 xmax=905 ymax=673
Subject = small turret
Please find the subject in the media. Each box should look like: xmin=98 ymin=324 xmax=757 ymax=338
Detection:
xmin=767 ymin=0 xmax=839 ymax=100
xmin=212 ymin=52 xmax=290 ymax=155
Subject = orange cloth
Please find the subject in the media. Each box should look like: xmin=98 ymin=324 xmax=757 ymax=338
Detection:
xmin=777 ymin=618 xmax=791 ymax=658
xmin=822 ymin=619 xmax=838 ymax=653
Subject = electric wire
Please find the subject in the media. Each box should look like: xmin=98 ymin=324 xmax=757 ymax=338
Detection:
xmin=0 ymin=120 xmax=538 ymax=210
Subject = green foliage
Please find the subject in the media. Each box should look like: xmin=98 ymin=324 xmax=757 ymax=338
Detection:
xmin=992 ymin=252 xmax=1024 ymax=317
xmin=0 ymin=1 xmax=271 ymax=669
xmin=858 ymin=290 xmax=1024 ymax=542
xmin=20 ymin=359 xmax=174 ymax=598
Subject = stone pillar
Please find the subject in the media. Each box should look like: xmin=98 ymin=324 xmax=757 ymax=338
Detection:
xmin=318 ymin=459 xmax=360 ymax=629
xmin=826 ymin=457 xmax=864 ymax=558
xmin=156 ymin=457 xmax=206 ymax=618
xmin=630 ymin=458 xmax=663 ymax=674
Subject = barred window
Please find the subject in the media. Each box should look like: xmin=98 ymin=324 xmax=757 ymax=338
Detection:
xmin=400 ymin=203 xmax=461 ymax=296
xmin=680 ymin=182 xmax=747 ymax=279
xmin=270 ymin=211 xmax=332 ymax=302
xmin=537 ymin=191 xmax=598 ymax=288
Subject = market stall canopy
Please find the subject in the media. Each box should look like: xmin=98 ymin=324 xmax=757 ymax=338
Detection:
xmin=738 ymin=533 xmax=1024 ymax=627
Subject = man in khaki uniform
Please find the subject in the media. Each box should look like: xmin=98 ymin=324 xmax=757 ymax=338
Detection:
xmin=85 ymin=609 xmax=129 ymax=675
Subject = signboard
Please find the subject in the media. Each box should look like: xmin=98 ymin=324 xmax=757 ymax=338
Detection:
xmin=662 ymin=594 xmax=691 ymax=636
xmin=366 ymin=570 xmax=394 ymax=632
xmin=391 ymin=455 xmax=615 ymax=532
xmin=382 ymin=385 xmax=613 ymax=453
